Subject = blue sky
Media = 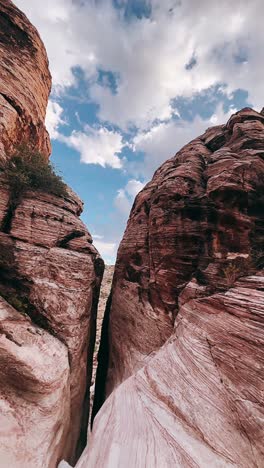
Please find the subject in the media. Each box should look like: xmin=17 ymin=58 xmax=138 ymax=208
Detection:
xmin=15 ymin=0 xmax=263 ymax=263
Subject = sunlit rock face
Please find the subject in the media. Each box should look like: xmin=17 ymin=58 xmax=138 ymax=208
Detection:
xmin=82 ymin=108 xmax=264 ymax=467
xmin=0 ymin=0 xmax=51 ymax=162
xmin=0 ymin=1 xmax=104 ymax=466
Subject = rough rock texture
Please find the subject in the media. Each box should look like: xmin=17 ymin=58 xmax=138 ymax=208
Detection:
xmin=78 ymin=276 xmax=264 ymax=468
xmin=0 ymin=1 xmax=104 ymax=466
xmin=82 ymin=108 xmax=264 ymax=467
xmin=0 ymin=188 xmax=104 ymax=466
xmin=0 ymin=0 xmax=51 ymax=161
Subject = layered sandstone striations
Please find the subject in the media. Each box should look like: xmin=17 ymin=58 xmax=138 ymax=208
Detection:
xmin=84 ymin=108 xmax=264 ymax=467
xmin=80 ymin=276 xmax=264 ymax=467
xmin=0 ymin=296 xmax=71 ymax=468
xmin=0 ymin=187 xmax=104 ymax=467
xmin=0 ymin=0 xmax=51 ymax=161
xmin=0 ymin=1 xmax=103 ymax=467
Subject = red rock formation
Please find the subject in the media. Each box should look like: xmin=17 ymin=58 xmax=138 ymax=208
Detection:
xmin=83 ymin=108 xmax=264 ymax=467
xmin=78 ymin=276 xmax=264 ymax=467
xmin=0 ymin=1 xmax=104 ymax=466
xmin=0 ymin=187 xmax=104 ymax=466
xmin=0 ymin=296 xmax=71 ymax=468
xmin=0 ymin=0 xmax=51 ymax=161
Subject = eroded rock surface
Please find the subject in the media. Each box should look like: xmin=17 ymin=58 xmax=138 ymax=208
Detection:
xmin=0 ymin=0 xmax=51 ymax=161
xmin=85 ymin=108 xmax=264 ymax=467
xmin=0 ymin=188 xmax=104 ymax=466
xmin=0 ymin=1 xmax=104 ymax=466
xmin=0 ymin=297 xmax=70 ymax=468
xmin=80 ymin=276 xmax=264 ymax=468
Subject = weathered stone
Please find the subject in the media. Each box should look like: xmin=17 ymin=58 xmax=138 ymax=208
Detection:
xmin=0 ymin=186 xmax=104 ymax=465
xmin=94 ymin=108 xmax=264 ymax=402
xmin=0 ymin=297 xmax=71 ymax=468
xmin=0 ymin=0 xmax=51 ymax=161
xmin=79 ymin=276 xmax=264 ymax=468
xmin=9 ymin=190 xmax=93 ymax=249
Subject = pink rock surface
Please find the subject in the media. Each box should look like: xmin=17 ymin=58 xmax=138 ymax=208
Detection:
xmin=79 ymin=276 xmax=264 ymax=467
xmin=9 ymin=190 xmax=93 ymax=249
xmin=0 ymin=296 xmax=70 ymax=468
xmin=0 ymin=186 xmax=103 ymax=465
xmin=0 ymin=0 xmax=51 ymax=161
xmin=87 ymin=108 xmax=264 ymax=467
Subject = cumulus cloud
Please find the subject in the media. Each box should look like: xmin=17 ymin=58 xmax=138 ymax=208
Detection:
xmin=15 ymin=0 xmax=97 ymax=91
xmin=60 ymin=126 xmax=124 ymax=168
xmin=15 ymin=0 xmax=264 ymax=131
xmin=115 ymin=179 xmax=144 ymax=216
xmin=125 ymin=179 xmax=145 ymax=198
xmin=45 ymin=100 xmax=66 ymax=139
xmin=114 ymin=189 xmax=131 ymax=216
xmin=93 ymin=238 xmax=117 ymax=264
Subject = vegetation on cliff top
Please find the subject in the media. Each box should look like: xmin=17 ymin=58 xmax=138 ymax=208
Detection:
xmin=3 ymin=146 xmax=67 ymax=199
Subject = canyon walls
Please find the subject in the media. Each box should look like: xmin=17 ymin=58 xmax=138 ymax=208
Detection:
xmin=1 ymin=1 xmax=264 ymax=467
xmin=0 ymin=1 xmax=104 ymax=466
xmin=83 ymin=108 xmax=264 ymax=467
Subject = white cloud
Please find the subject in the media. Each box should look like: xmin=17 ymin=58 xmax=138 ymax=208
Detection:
xmin=93 ymin=239 xmax=117 ymax=265
xmin=125 ymin=179 xmax=145 ymax=198
xmin=45 ymin=100 xmax=66 ymax=139
xmin=132 ymin=104 xmax=236 ymax=178
xmin=60 ymin=126 xmax=124 ymax=168
xmin=15 ymin=0 xmax=264 ymax=131
xmin=114 ymin=189 xmax=131 ymax=216
xmin=14 ymin=0 xmax=97 ymax=91
xmin=114 ymin=179 xmax=145 ymax=216
xmin=92 ymin=234 xmax=104 ymax=240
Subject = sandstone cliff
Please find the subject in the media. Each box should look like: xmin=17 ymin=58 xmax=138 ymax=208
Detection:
xmin=0 ymin=0 xmax=51 ymax=161
xmin=81 ymin=108 xmax=264 ymax=468
xmin=0 ymin=1 xmax=103 ymax=467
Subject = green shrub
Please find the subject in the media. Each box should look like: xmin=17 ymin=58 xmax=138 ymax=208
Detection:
xmin=0 ymin=290 xmax=30 ymax=316
xmin=3 ymin=146 xmax=67 ymax=200
xmin=223 ymin=257 xmax=249 ymax=287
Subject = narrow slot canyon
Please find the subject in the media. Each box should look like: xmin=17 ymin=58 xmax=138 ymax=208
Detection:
xmin=89 ymin=265 xmax=114 ymax=425
xmin=0 ymin=1 xmax=263 ymax=468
